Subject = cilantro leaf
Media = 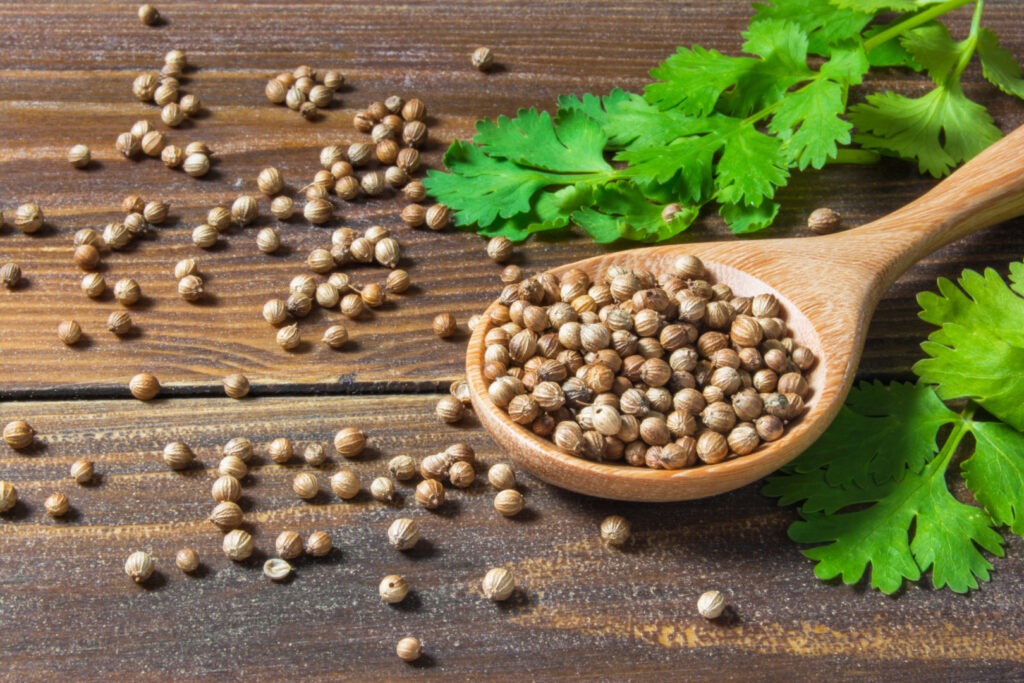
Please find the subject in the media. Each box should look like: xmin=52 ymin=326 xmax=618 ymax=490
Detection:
xmin=965 ymin=421 xmax=1024 ymax=535
xmin=770 ymin=77 xmax=851 ymax=169
xmin=914 ymin=267 xmax=1024 ymax=430
xmin=714 ymin=123 xmax=789 ymax=207
xmin=900 ymin=22 xmax=964 ymax=83
xmin=977 ymin=27 xmax=1024 ymax=99
xmin=720 ymin=19 xmax=814 ymax=116
xmin=645 ymin=47 xmax=757 ymax=116
xmin=849 ymin=85 xmax=1002 ymax=177
xmin=571 ymin=183 xmax=698 ymax=243
xmin=474 ymin=108 xmax=611 ymax=174
xmin=751 ymin=0 xmax=871 ymax=57
xmin=555 ymin=89 xmax=633 ymax=131
xmin=719 ymin=200 xmax=779 ymax=234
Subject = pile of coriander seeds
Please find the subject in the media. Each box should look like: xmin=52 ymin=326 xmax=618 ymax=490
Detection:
xmin=481 ymin=254 xmax=815 ymax=468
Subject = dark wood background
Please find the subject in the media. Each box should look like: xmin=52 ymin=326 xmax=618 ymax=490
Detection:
xmin=1 ymin=1 xmax=1023 ymax=679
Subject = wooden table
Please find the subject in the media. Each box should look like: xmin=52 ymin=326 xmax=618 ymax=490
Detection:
xmin=2 ymin=1 xmax=1023 ymax=679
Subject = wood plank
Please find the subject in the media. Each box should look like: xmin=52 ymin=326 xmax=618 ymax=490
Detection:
xmin=0 ymin=1 xmax=1022 ymax=394
xmin=1 ymin=394 xmax=1022 ymax=679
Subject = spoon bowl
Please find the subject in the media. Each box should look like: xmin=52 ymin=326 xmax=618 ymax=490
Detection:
xmin=466 ymin=125 xmax=1024 ymax=502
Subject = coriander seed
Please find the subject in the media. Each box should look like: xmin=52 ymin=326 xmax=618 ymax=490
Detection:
xmin=403 ymin=181 xmax=427 ymax=202
xmin=45 ymin=492 xmax=69 ymax=517
xmin=401 ymin=98 xmax=426 ymax=122
xmin=600 ymin=515 xmax=631 ymax=547
xmin=143 ymin=200 xmax=168 ymax=224
xmin=286 ymin=292 xmax=312 ymax=318
xmin=388 ymin=455 xmax=417 ymax=481
xmin=219 ymin=454 xmax=248 ymax=479
xmin=74 ymin=244 xmax=100 ymax=271
xmin=385 ymin=165 xmax=409 ymax=187
xmin=102 ymin=222 xmax=130 ymax=250
xmin=161 ymin=103 xmax=184 ymax=127
xmin=141 ymin=130 xmax=165 ymax=156
xmin=293 ymin=472 xmax=319 ymax=500
xmin=14 ymin=203 xmax=43 ymax=233
xmin=697 ymin=590 xmax=726 ymax=619
xmin=124 ymin=212 xmax=147 ymax=236
xmin=396 ymin=148 xmax=420 ymax=173
xmin=0 ymin=481 xmax=16 ymax=513
xmin=112 ymin=278 xmax=140 ymax=305
xmin=415 ymin=478 xmax=444 ymax=509
xmin=482 ymin=567 xmax=514 ymax=601
xmin=206 ymin=206 xmax=230 ymax=232
xmin=263 ymin=558 xmax=292 ymax=581
xmin=360 ymin=171 xmax=386 ymax=196
xmin=323 ymin=70 xmax=344 ymax=89
xmin=300 ymin=101 xmax=319 ymax=120
xmin=178 ymin=274 xmax=204 ymax=301
xmin=276 ymin=531 xmax=303 ymax=559
xmin=257 ymin=167 xmax=284 ymax=195
xmin=223 ymin=529 xmax=254 ymax=561
xmin=129 ymin=372 xmax=160 ymax=400
xmin=162 ymin=441 xmax=194 ymax=470
xmin=315 ymin=283 xmax=339 ymax=308
xmin=123 ymin=195 xmax=145 ymax=215
xmin=254 ymin=227 xmax=280 ymax=254
xmin=386 ymin=269 xmax=410 ymax=294
xmin=209 ymin=500 xmax=244 ymax=531
xmin=68 ymin=144 xmax=91 ymax=168
xmin=335 ymin=175 xmax=360 ymax=200
xmin=268 ymin=437 xmax=293 ymax=463
xmin=374 ymin=237 xmax=401 ymax=268
xmin=58 ymin=319 xmax=83 ymax=346
xmin=488 ymin=463 xmax=516 ymax=490
xmin=270 ymin=196 xmax=294 ymax=220
xmin=231 ymin=195 xmax=258 ymax=226
xmin=494 ymin=489 xmax=524 ymax=517
xmin=116 ymin=132 xmax=141 ymax=158
xmin=132 ymin=73 xmax=159 ymax=101
xmin=341 ymin=293 xmax=365 ymax=319
xmin=471 ymin=46 xmax=495 ymax=70
xmin=330 ymin=469 xmax=360 ymax=499
xmin=433 ymin=313 xmax=457 ymax=338
xmin=305 ymin=184 xmax=328 ymax=201
xmin=125 ymin=551 xmax=155 ymax=583
xmin=176 ymin=548 xmax=200 ymax=573
xmin=420 ymin=453 xmax=448 ymax=481
xmin=74 ymin=228 xmax=101 ymax=247
xmin=322 ymin=324 xmax=349 ymax=349
xmin=285 ymin=86 xmax=305 ymax=110
xmin=808 ymin=207 xmax=841 ymax=234
xmin=291 ymin=274 xmax=316 ymax=296
xmin=182 ymin=152 xmax=210 ymax=177
xmin=449 ymin=460 xmax=475 ymax=488
xmin=223 ymin=373 xmax=250 ymax=399
xmin=379 ymin=574 xmax=408 ymax=604
xmin=3 ymin=420 xmax=35 ymax=449
xmin=161 ymin=143 xmax=185 ymax=168
xmin=347 ymin=142 xmax=373 ymax=166
xmin=396 ymin=637 xmax=421 ymax=663
xmin=266 ymin=78 xmax=287 ymax=103
xmin=107 ymin=310 xmax=133 ymax=335
xmin=333 ymin=427 xmax=366 ymax=458
xmin=435 ymin=395 xmax=465 ymax=423
xmin=180 ymin=94 xmax=201 ymax=116
xmin=307 ymin=248 xmax=334 ymax=273
xmin=388 ymin=518 xmax=420 ymax=550
xmin=0 ymin=263 xmax=20 ymax=289
xmin=224 ymin=436 xmax=253 ymax=462
xmin=320 ymin=145 xmax=345 ymax=168
xmin=212 ymin=475 xmax=242 ymax=503
xmin=304 ymin=197 xmax=333 ymax=224
xmin=138 ymin=4 xmax=160 ymax=25
xmin=306 ymin=531 xmax=332 ymax=556
xmin=153 ymin=82 xmax=179 ymax=107
xmin=308 ymin=85 xmax=332 ymax=108
xmin=402 ymin=121 xmax=427 ymax=148
xmin=425 ymin=204 xmax=450 ymax=231
xmin=370 ymin=476 xmax=396 ymax=502
xmin=277 ymin=323 xmax=301 ymax=350
xmin=486 ymin=236 xmax=513 ymax=263
xmin=70 ymin=459 xmax=94 ymax=484
xmin=130 ymin=120 xmax=152 ymax=138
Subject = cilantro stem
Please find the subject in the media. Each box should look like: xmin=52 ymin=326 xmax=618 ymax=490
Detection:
xmin=829 ymin=149 xmax=881 ymax=165
xmin=937 ymin=403 xmax=977 ymax=470
xmin=862 ymin=0 xmax=976 ymax=54
xmin=951 ymin=0 xmax=985 ymax=82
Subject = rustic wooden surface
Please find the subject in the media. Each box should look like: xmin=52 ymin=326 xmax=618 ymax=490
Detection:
xmin=1 ymin=0 xmax=1023 ymax=679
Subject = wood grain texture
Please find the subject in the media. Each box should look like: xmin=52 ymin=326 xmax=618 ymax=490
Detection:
xmin=0 ymin=0 xmax=1021 ymax=394
xmin=466 ymin=126 xmax=1024 ymax=501
xmin=2 ymin=395 xmax=1023 ymax=680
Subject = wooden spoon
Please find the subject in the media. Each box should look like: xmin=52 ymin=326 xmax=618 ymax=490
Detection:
xmin=466 ymin=125 xmax=1024 ymax=502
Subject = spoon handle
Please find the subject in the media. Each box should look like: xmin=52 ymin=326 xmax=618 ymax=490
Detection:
xmin=848 ymin=123 xmax=1024 ymax=284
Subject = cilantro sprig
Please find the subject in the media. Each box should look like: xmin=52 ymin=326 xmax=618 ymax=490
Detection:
xmin=764 ymin=262 xmax=1024 ymax=594
xmin=425 ymin=0 xmax=1024 ymax=242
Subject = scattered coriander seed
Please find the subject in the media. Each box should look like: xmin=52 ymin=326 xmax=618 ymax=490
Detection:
xmin=132 ymin=73 xmax=159 ymax=101
xmin=223 ymin=529 xmax=254 ymax=561
xmin=286 ymin=292 xmax=312 ymax=318
xmin=1 ymin=262 xmax=20 ymax=289
xmin=482 ymin=567 xmax=515 ymax=601
xmin=116 ymin=132 xmax=141 ymax=158
xmin=162 ymin=441 xmax=194 ymax=470
xmin=307 ymin=248 xmax=334 ymax=273
xmin=257 ymin=167 xmax=284 ymax=195
xmin=488 ymin=463 xmax=516 ymax=490
xmin=124 ymin=551 xmax=155 ymax=583
xmin=141 ymin=130 xmax=165 ymax=157
xmin=321 ymin=324 xmax=349 ymax=349
xmin=3 ymin=420 xmax=35 ymax=450
xmin=425 ymin=204 xmax=451 ymax=231
xmin=191 ymin=224 xmax=218 ymax=249
xmin=276 ymin=531 xmax=303 ymax=559
xmin=112 ymin=278 xmax=141 ymax=306
xmin=315 ymin=283 xmax=339 ymax=308
xmin=178 ymin=274 xmax=204 ymax=301
xmin=143 ymin=200 xmax=168 ymax=224
xmin=402 ymin=120 xmax=427 ymax=148
xmin=360 ymin=171 xmax=386 ymax=197
xmin=396 ymin=637 xmax=421 ymax=663
xmin=370 ymin=476 xmax=396 ymax=502
xmin=500 ymin=265 xmax=523 ymax=283
xmin=74 ymin=228 xmax=101 ymax=247
xmin=102 ymin=222 xmax=130 ymax=250
xmin=277 ymin=323 xmax=301 ymax=350
xmin=435 ymin=395 xmax=465 ymax=423
xmin=433 ymin=313 xmax=457 ymax=339
xmin=333 ymin=427 xmax=366 ymax=458
xmin=340 ymin=293 xmax=365 ymax=319
xmin=697 ymin=590 xmax=726 ymax=619
xmin=387 ymin=518 xmax=420 ymax=550
xmin=330 ymin=469 xmax=361 ymax=499
xmin=402 ymin=98 xmax=426 ymax=121
xmin=153 ymin=81 xmax=178 ymax=107
xmin=396 ymin=148 xmax=420 ymax=173
xmin=129 ymin=372 xmax=160 ymax=400
xmin=323 ymin=70 xmax=344 ymax=89
xmin=415 ymin=478 xmax=445 ymax=510
xmin=600 ymin=515 xmax=631 ymax=547
xmin=270 ymin=196 xmax=294 ymax=220
xmin=212 ymin=475 xmax=242 ymax=503
xmin=400 ymin=204 xmax=426 ymax=229
xmin=209 ymin=500 xmax=244 ymax=531
xmin=486 ymin=236 xmax=513 ymax=263
xmin=403 ymin=181 xmax=427 ymax=202
xmin=266 ymin=78 xmax=287 ymax=103
xmin=58 ymin=319 xmax=83 ymax=346
xmin=376 ymin=140 xmax=399 ymax=165
xmin=68 ymin=144 xmax=91 ymax=168
xmin=301 ymin=444 xmax=325 ymax=467
xmin=304 ymin=197 xmax=333 ymax=224
xmin=350 ymin=237 xmax=375 ymax=263
xmin=176 ymin=548 xmax=200 ymax=573
xmin=268 ymin=437 xmax=293 ymax=464
xmin=306 ymin=531 xmax=332 ymax=556
xmin=70 ymin=459 xmax=94 ymax=485
xmin=305 ymin=184 xmax=328 ymax=201
xmin=385 ymin=269 xmax=410 ymax=294
xmin=0 ymin=481 xmax=16 ymax=512
xmin=300 ymin=101 xmax=319 ymax=120
xmin=385 ymin=165 xmax=410 ymax=187
xmin=371 ymin=123 xmax=395 ymax=144
xmin=808 ymin=207 xmax=841 ymax=234
xmin=335 ymin=175 xmax=360 ymax=200
xmin=138 ymin=3 xmax=160 ymax=25
xmin=293 ymin=472 xmax=320 ymax=500
xmin=285 ymin=86 xmax=305 ymax=110
xmin=219 ymin=454 xmax=248 ymax=480
xmin=388 ymin=455 xmax=417 ymax=481
xmin=174 ymin=258 xmax=198 ymax=279
xmin=450 ymin=380 xmax=472 ymax=405
xmin=494 ymin=489 xmax=524 ymax=517
xmin=264 ymin=558 xmax=293 ymax=581
xmin=471 ymin=46 xmax=494 ymax=71
xmin=223 ymin=373 xmax=250 ymax=399
xmin=185 ymin=141 xmax=211 ymax=157
xmin=320 ymin=145 xmax=345 ymax=169
xmin=307 ymin=85 xmax=332 ymax=108
xmin=449 ymin=460 xmax=475 ymax=488
xmin=107 ymin=310 xmax=133 ymax=336
xmin=379 ymin=574 xmax=408 ymax=603
xmin=182 ymin=152 xmax=210 ymax=177
xmin=231 ymin=195 xmax=258 ymax=226
xmin=161 ymin=102 xmax=185 ymax=127
xmin=420 ymin=453 xmax=448 ymax=481
xmin=374 ymin=237 xmax=401 ymax=269
xmin=74 ymin=244 xmax=100 ymax=271
xmin=14 ymin=203 xmax=43 ymax=233
xmin=223 ymin=438 xmax=252 ymax=464
xmin=179 ymin=94 xmax=201 ymax=116
xmin=161 ymin=144 xmax=184 ymax=167
xmin=206 ymin=206 xmax=230 ymax=232
xmin=124 ymin=212 xmax=148 ymax=236
xmin=263 ymin=299 xmax=288 ymax=326
xmin=44 ymin=492 xmax=69 ymax=517
xmin=130 ymin=120 xmax=152 ymax=138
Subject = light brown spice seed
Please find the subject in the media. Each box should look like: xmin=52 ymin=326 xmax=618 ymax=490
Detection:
xmin=385 ymin=269 xmax=410 ymax=294
xmin=321 ymin=324 xmax=349 ymax=349
xmin=223 ymin=373 xmax=250 ymax=399
xmin=292 ymin=472 xmax=319 ymax=500
xmin=270 ymin=196 xmax=294 ymax=220
xmin=178 ymin=274 xmax=204 ymax=301
xmin=180 ymin=94 xmax=201 ymax=116
xmin=306 ymin=531 xmax=332 ymax=556
xmin=494 ymin=489 xmax=524 ymax=517
xmin=161 ymin=144 xmax=184 ymax=167
xmin=58 ymin=319 xmax=82 ymax=345
xmin=396 ymin=637 xmax=422 ymax=663
xmin=14 ymin=203 xmax=43 ymax=233
xmin=379 ymin=574 xmax=408 ymax=603
xmin=425 ymin=204 xmax=451 ymax=231
xmin=161 ymin=103 xmax=185 ymax=127
xmin=388 ymin=455 xmax=417 ymax=481
xmin=263 ymin=558 xmax=293 ymax=581
xmin=449 ymin=460 xmax=475 ymax=488
xmin=402 ymin=98 xmax=426 ymax=122
xmin=807 ymin=207 xmax=841 ymax=234
xmin=600 ymin=515 xmax=631 ymax=546
xmin=223 ymin=436 xmax=253 ymax=462
xmin=435 ymin=395 xmax=465 ymax=423
xmin=137 ymin=4 xmax=160 ymax=25
xmin=162 ymin=441 xmax=194 ymax=470
xmin=209 ymin=501 xmax=243 ymax=531
xmin=107 ymin=311 xmax=133 ymax=335
xmin=70 ymin=459 xmax=94 ymax=484
xmin=74 ymin=244 xmax=100 ymax=271
xmin=3 ymin=420 xmax=35 ymax=450
xmin=487 ymin=463 xmax=516 ymax=490
xmin=211 ymin=475 xmax=242 ymax=503
xmin=268 ymin=437 xmax=293 ymax=463
xmin=403 ymin=181 xmax=427 ymax=202
xmin=276 ymin=531 xmax=303 ymax=559
xmin=182 ymin=153 xmax=210 ymax=177
xmin=176 ymin=548 xmax=200 ymax=573
xmin=124 ymin=551 xmax=155 ymax=583
xmin=330 ymin=470 xmax=360 ymax=499
xmin=0 ymin=481 xmax=17 ymax=512
xmin=223 ymin=529 xmax=254 ymax=561
xmin=304 ymin=198 xmax=333 ymax=224
xmin=219 ymin=454 xmax=248 ymax=480
xmin=433 ymin=313 xmax=457 ymax=338
xmin=1 ymin=263 xmax=21 ymax=289
xmin=697 ymin=590 xmax=726 ymax=619
xmin=257 ymin=167 xmax=284 ymax=195
xmin=129 ymin=372 xmax=160 ymax=400
xmin=68 ymin=144 xmax=91 ymax=168
xmin=45 ymin=492 xmax=70 ymax=517
xmin=256 ymin=227 xmax=280 ymax=253
xmin=415 ymin=478 xmax=445 ymax=509
xmin=388 ymin=518 xmax=420 ymax=550
xmin=482 ymin=567 xmax=515 ymax=601
xmin=277 ymin=323 xmax=301 ymax=350
xmin=263 ymin=299 xmax=288 ymax=326
xmin=334 ymin=428 xmax=366 ymax=457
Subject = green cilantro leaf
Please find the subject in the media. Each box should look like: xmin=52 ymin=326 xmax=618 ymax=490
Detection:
xmin=645 ymin=47 xmax=757 ymax=115
xmin=900 ymin=22 xmax=964 ymax=83
xmin=571 ymin=183 xmax=698 ymax=243
xmin=555 ymin=89 xmax=633 ymax=132
xmin=719 ymin=200 xmax=779 ymax=234
xmin=977 ymin=27 xmax=1024 ymax=99
xmin=751 ymin=0 xmax=871 ymax=57
xmin=720 ymin=19 xmax=814 ymax=116
xmin=770 ymin=77 xmax=851 ymax=169
xmin=474 ymin=108 xmax=611 ymax=174
xmin=965 ymin=421 xmax=1024 ymax=535
xmin=914 ymin=267 xmax=1024 ymax=431
xmin=714 ymin=123 xmax=789 ymax=207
